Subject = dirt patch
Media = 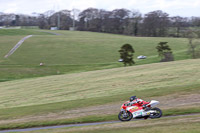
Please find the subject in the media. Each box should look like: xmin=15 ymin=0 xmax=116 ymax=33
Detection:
xmin=0 ymin=93 xmax=199 ymax=125
xmin=153 ymin=93 xmax=200 ymax=109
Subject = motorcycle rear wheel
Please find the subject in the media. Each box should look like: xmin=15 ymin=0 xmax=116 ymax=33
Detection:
xmin=118 ymin=111 xmax=133 ymax=121
xmin=149 ymin=107 xmax=162 ymax=119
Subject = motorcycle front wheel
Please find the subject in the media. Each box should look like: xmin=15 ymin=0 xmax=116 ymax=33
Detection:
xmin=118 ymin=111 xmax=133 ymax=121
xmin=149 ymin=107 xmax=162 ymax=119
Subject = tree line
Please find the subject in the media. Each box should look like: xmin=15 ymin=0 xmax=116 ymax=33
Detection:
xmin=0 ymin=8 xmax=200 ymax=37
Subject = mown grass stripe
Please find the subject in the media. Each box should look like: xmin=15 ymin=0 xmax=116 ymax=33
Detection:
xmin=0 ymin=59 xmax=200 ymax=109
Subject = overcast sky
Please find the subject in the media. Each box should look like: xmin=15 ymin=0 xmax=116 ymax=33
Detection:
xmin=0 ymin=0 xmax=199 ymax=17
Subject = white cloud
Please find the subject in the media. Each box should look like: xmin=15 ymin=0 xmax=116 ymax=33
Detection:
xmin=3 ymin=3 xmax=18 ymax=13
xmin=68 ymin=0 xmax=96 ymax=10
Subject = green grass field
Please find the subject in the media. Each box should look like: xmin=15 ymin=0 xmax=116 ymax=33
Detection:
xmin=0 ymin=29 xmax=199 ymax=130
xmin=0 ymin=59 xmax=199 ymax=129
xmin=0 ymin=59 xmax=200 ymax=109
xmin=0 ymin=29 xmax=52 ymax=35
xmin=1 ymin=30 xmax=190 ymax=65
xmin=0 ymin=29 xmax=191 ymax=81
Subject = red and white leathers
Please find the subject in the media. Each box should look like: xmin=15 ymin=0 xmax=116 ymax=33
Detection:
xmin=129 ymin=98 xmax=150 ymax=107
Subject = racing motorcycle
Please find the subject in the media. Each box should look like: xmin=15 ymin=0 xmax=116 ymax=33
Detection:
xmin=118 ymin=100 xmax=162 ymax=121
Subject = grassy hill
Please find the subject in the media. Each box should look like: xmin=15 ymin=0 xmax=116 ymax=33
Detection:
xmin=1 ymin=30 xmax=190 ymax=65
xmin=0 ymin=29 xmax=191 ymax=81
xmin=0 ymin=59 xmax=199 ymax=109
xmin=0 ymin=59 xmax=199 ymax=129
xmin=0 ymin=29 xmax=199 ymax=131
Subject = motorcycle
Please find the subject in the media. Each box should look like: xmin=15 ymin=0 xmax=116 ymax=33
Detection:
xmin=118 ymin=100 xmax=162 ymax=121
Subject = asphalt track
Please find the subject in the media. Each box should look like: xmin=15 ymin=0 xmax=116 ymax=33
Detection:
xmin=0 ymin=113 xmax=199 ymax=133
xmin=4 ymin=35 xmax=33 ymax=58
xmin=4 ymin=31 xmax=60 ymax=58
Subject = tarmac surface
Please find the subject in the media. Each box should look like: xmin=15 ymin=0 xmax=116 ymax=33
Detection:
xmin=4 ymin=35 xmax=33 ymax=58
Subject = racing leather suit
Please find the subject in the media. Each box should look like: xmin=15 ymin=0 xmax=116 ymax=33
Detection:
xmin=130 ymin=98 xmax=150 ymax=108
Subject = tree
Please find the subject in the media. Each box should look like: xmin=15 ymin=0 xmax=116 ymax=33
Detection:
xmin=15 ymin=15 xmax=20 ymax=26
xmin=118 ymin=44 xmax=135 ymax=66
xmin=171 ymin=16 xmax=186 ymax=37
xmin=191 ymin=17 xmax=200 ymax=27
xmin=111 ymin=9 xmax=131 ymax=34
xmin=186 ymin=30 xmax=200 ymax=58
xmin=78 ymin=8 xmax=101 ymax=31
xmin=123 ymin=10 xmax=142 ymax=36
xmin=142 ymin=10 xmax=169 ymax=37
xmin=71 ymin=8 xmax=80 ymax=29
xmin=48 ymin=10 xmax=73 ymax=30
xmin=38 ymin=14 xmax=49 ymax=29
xmin=99 ymin=10 xmax=112 ymax=33
xmin=59 ymin=10 xmax=73 ymax=30
xmin=156 ymin=42 xmax=174 ymax=62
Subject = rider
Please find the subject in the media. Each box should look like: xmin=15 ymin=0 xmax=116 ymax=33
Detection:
xmin=129 ymin=96 xmax=150 ymax=110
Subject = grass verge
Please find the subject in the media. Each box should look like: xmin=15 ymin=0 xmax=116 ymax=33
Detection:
xmin=62 ymin=116 xmax=200 ymax=133
xmin=0 ymin=107 xmax=199 ymax=130
xmin=0 ymin=83 xmax=199 ymax=120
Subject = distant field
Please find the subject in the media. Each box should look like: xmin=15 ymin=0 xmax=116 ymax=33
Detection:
xmin=0 ymin=29 xmax=191 ymax=81
xmin=0 ymin=29 xmax=52 ymax=35
xmin=1 ymin=30 xmax=190 ymax=65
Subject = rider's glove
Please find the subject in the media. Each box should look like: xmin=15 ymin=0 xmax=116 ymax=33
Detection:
xmin=138 ymin=101 xmax=143 ymax=105
xmin=142 ymin=104 xmax=147 ymax=108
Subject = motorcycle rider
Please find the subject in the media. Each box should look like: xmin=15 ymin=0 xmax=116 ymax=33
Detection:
xmin=129 ymin=96 xmax=150 ymax=110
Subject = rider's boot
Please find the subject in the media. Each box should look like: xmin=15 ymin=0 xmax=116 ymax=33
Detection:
xmin=144 ymin=116 xmax=148 ymax=119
